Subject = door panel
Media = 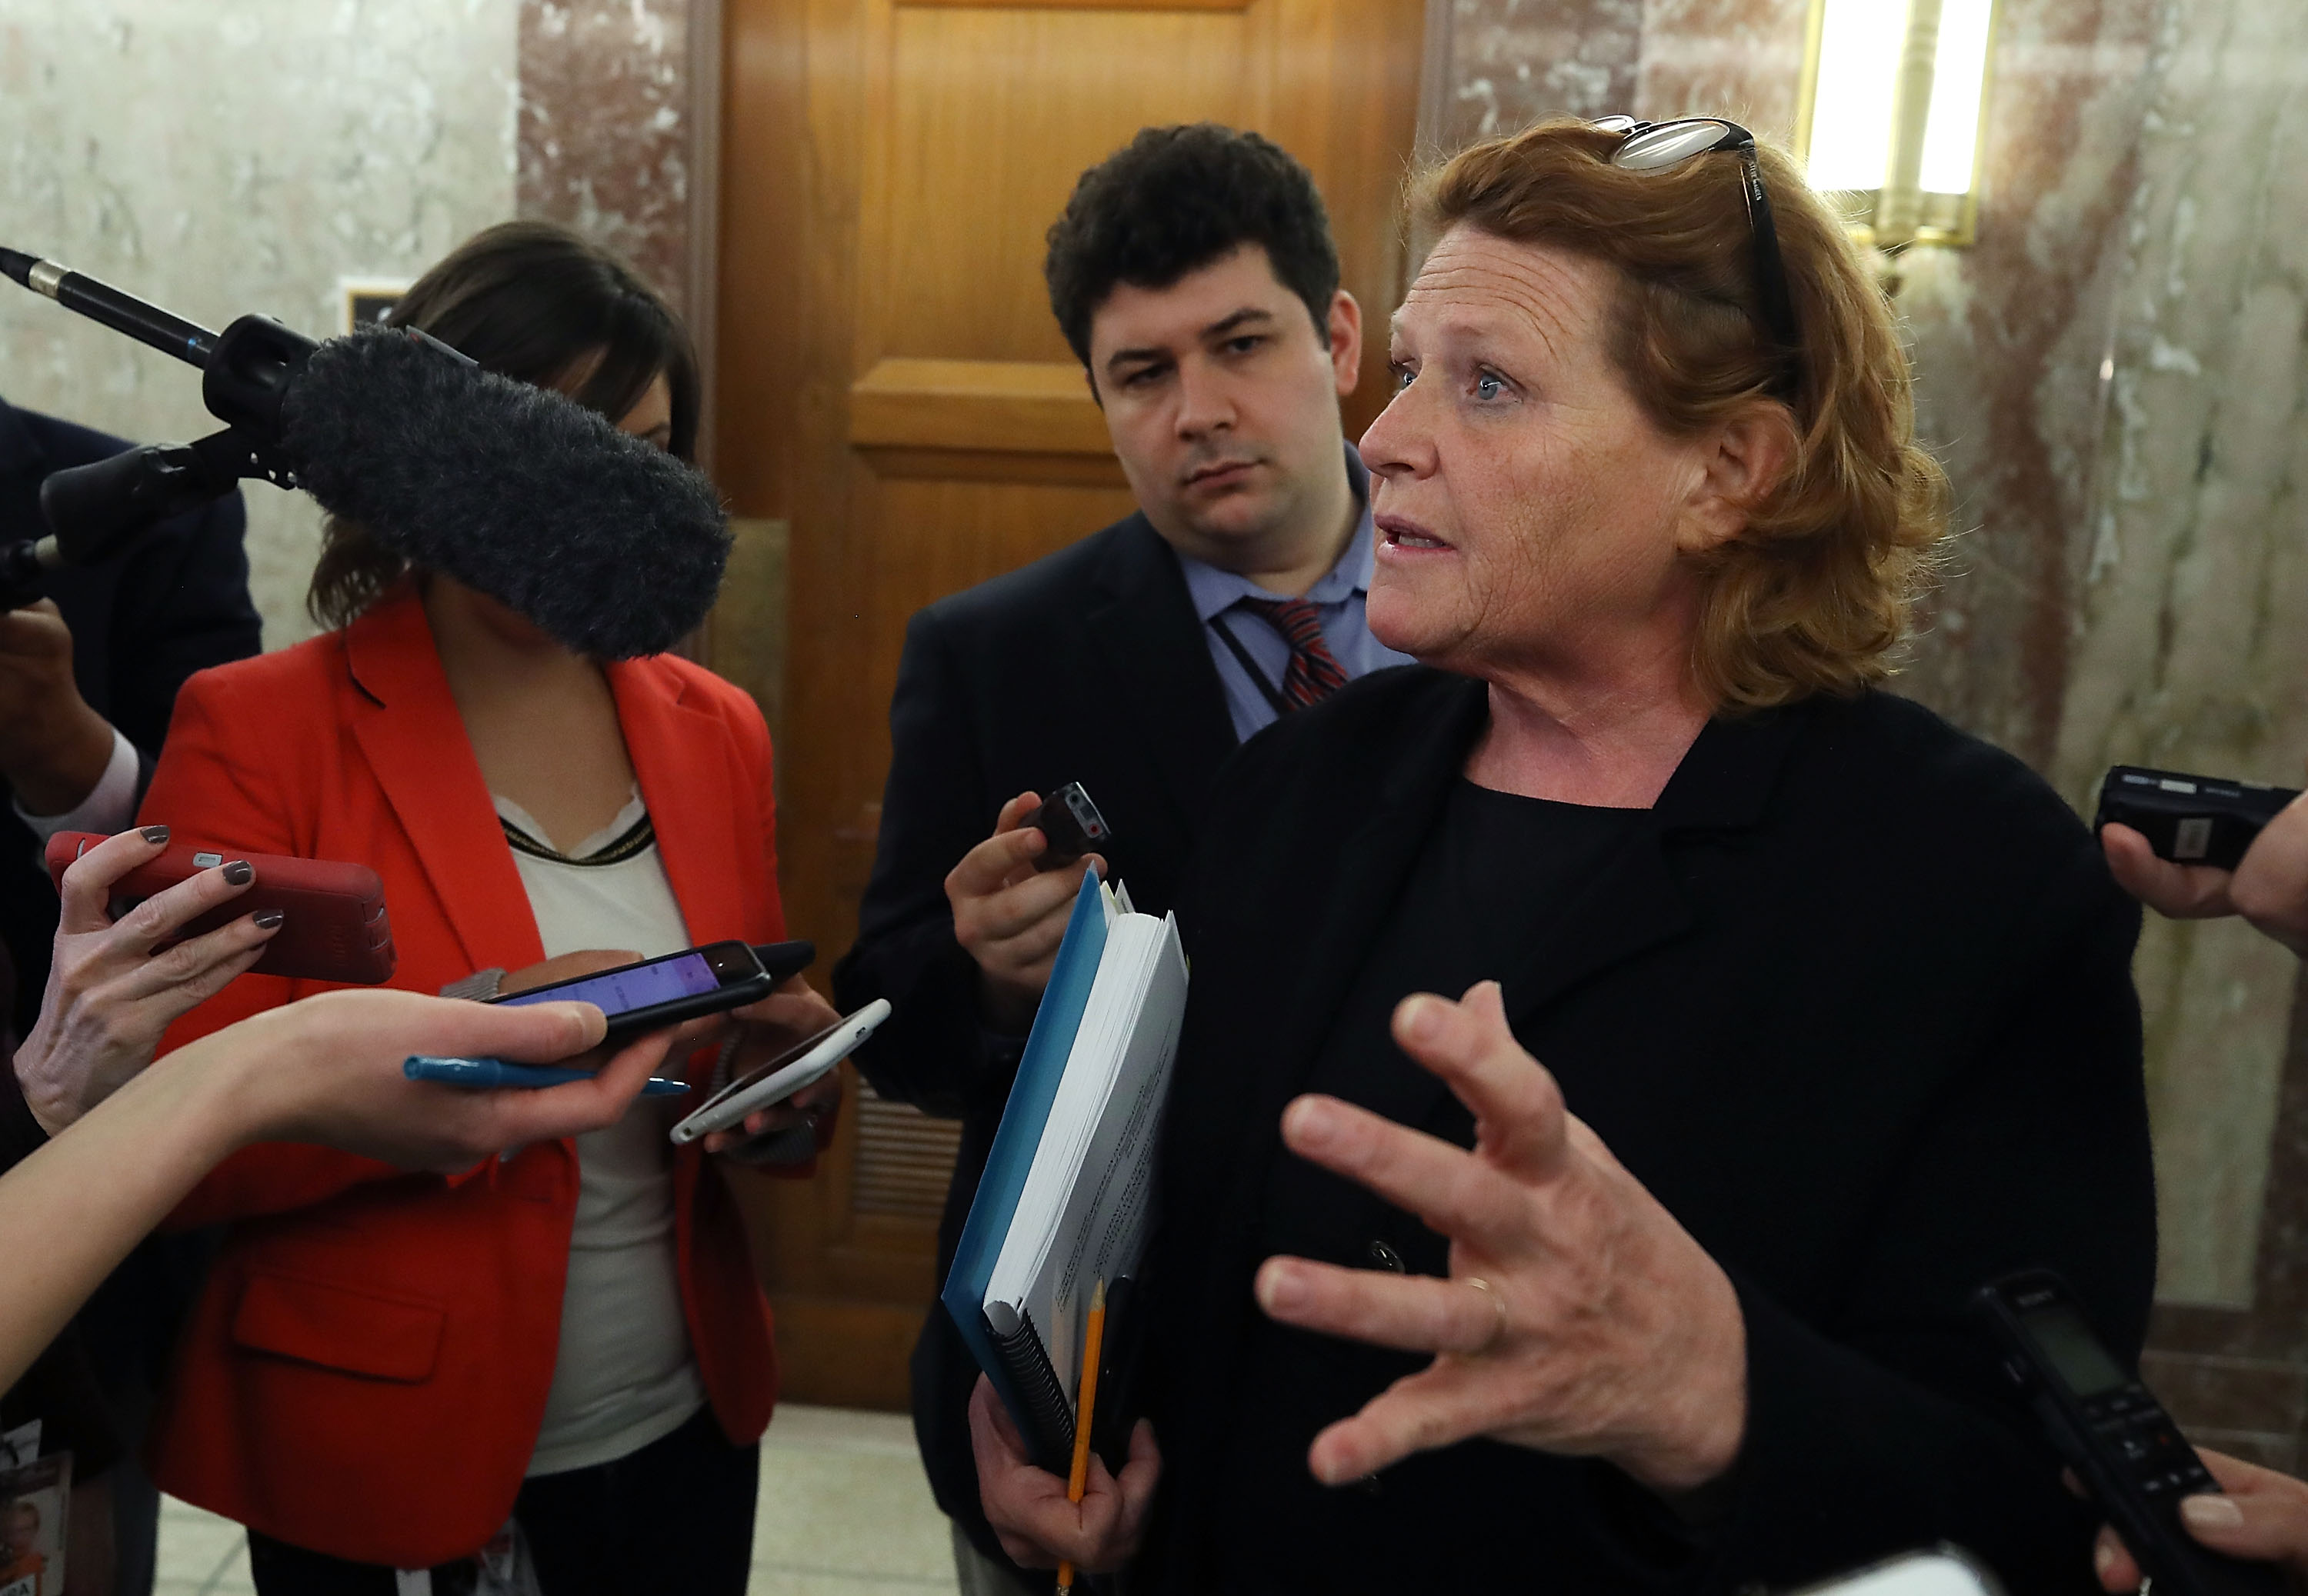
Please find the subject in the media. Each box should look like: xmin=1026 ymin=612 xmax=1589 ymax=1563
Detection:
xmin=717 ymin=0 xmax=1424 ymax=1408
xmin=865 ymin=5 xmax=1257 ymax=364
xmin=849 ymin=359 xmax=1112 ymax=455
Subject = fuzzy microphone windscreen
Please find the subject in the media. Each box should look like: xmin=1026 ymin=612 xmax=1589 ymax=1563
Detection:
xmin=281 ymin=327 xmax=731 ymax=659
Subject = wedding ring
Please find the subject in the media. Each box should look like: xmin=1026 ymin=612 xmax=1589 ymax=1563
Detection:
xmin=1464 ymin=1276 xmax=1509 ymax=1354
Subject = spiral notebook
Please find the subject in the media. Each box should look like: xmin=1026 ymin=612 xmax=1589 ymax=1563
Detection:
xmin=942 ymin=871 xmax=1188 ymax=1472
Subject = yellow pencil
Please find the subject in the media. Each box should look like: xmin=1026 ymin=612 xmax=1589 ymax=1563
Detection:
xmin=1056 ymin=1278 xmax=1109 ymax=1596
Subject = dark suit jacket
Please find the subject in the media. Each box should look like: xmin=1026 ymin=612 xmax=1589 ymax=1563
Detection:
xmin=0 ymin=396 xmax=261 ymax=1037
xmin=0 ymin=941 xmax=122 ymax=1478
xmin=832 ymin=512 xmax=1237 ymax=1566
xmin=1143 ymin=667 xmax=2154 ymax=1594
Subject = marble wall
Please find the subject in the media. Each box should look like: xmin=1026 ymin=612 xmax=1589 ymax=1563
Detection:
xmin=515 ymin=0 xmax=698 ymax=320
xmin=2053 ymin=0 xmax=2308 ymax=1312
xmin=1425 ymin=0 xmax=2308 ymax=1453
xmin=0 ymin=0 xmax=705 ymax=647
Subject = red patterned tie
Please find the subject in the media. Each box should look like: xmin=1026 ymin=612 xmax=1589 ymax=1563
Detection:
xmin=1239 ymin=596 xmax=1349 ymax=711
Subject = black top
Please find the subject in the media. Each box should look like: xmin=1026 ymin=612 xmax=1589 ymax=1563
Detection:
xmin=1142 ymin=668 xmax=2153 ymax=1595
xmin=1358 ymin=777 xmax=1645 ymax=1014
xmin=830 ymin=511 xmax=1239 ymax=1566
xmin=1270 ymin=777 xmax=1643 ymax=1248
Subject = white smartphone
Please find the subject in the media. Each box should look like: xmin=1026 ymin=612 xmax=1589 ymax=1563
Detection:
xmin=668 ymin=998 xmax=891 ymax=1145
xmin=1788 ymin=1550 xmax=2004 ymax=1596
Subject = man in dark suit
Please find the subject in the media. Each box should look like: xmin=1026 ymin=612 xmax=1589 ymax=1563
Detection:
xmin=0 ymin=391 xmax=259 ymax=1596
xmin=831 ymin=124 xmax=1409 ymax=1593
xmin=0 ymin=395 xmax=262 ymax=1033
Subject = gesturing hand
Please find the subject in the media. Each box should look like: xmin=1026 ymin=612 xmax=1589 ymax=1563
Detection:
xmin=946 ymin=792 xmax=1103 ymax=1032
xmin=1252 ymin=980 xmax=1748 ymax=1495
xmin=2102 ymin=761 xmax=2308 ymax=957
xmin=16 ymin=826 xmax=279 ymax=1135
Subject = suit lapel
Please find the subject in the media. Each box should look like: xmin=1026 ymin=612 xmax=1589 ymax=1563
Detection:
xmin=612 ymin=663 xmax=749 ymax=944
xmin=1083 ymin=518 xmax=1238 ymax=836
xmin=342 ymin=593 xmax=541 ymax=973
xmin=1196 ymin=675 xmax=1488 ymax=1210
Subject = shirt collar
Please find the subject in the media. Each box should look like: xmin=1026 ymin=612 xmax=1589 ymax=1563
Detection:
xmin=1178 ymin=442 xmax=1374 ymax=621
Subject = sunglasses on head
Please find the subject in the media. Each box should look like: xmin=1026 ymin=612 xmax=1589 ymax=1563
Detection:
xmin=1592 ymin=116 xmax=1803 ymax=398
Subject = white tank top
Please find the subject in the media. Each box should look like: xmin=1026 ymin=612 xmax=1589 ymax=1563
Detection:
xmin=495 ymin=791 xmax=709 ymax=1478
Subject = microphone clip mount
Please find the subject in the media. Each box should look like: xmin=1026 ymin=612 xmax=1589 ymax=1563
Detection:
xmin=1 ymin=313 xmax=315 ymax=609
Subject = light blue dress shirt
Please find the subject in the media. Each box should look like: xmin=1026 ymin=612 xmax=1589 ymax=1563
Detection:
xmin=1176 ymin=447 xmax=1414 ymax=743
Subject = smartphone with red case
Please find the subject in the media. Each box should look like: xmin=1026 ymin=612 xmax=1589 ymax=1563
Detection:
xmin=45 ymin=831 xmax=396 ymax=985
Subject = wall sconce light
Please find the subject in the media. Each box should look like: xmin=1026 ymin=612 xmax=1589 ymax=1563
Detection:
xmin=1794 ymin=0 xmax=1999 ymax=255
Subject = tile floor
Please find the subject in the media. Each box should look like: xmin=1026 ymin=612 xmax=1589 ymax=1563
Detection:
xmin=153 ymin=1405 xmax=960 ymax=1596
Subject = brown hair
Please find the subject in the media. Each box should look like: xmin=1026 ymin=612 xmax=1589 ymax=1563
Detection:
xmin=1413 ymin=118 xmax=1948 ymax=710
xmin=307 ymin=221 xmax=700 ymax=631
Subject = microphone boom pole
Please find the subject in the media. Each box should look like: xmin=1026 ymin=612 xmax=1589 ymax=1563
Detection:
xmin=2 ymin=246 xmax=726 ymax=658
xmin=0 ymin=248 xmax=217 ymax=368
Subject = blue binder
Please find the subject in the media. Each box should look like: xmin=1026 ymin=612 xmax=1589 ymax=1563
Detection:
xmin=942 ymin=871 xmax=1110 ymax=1437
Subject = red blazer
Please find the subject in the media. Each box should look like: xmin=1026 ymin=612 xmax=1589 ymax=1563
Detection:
xmin=138 ymin=591 xmax=786 ymax=1568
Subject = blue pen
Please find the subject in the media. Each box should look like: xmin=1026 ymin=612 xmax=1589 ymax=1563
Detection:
xmin=404 ymin=1056 xmax=689 ymax=1096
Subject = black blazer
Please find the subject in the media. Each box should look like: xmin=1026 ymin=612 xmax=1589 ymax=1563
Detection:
xmin=1142 ymin=667 xmax=2153 ymax=1594
xmin=0 ymin=396 xmax=261 ymax=1035
xmin=832 ymin=511 xmax=1238 ymax=1564
xmin=0 ymin=941 xmax=124 ymax=1477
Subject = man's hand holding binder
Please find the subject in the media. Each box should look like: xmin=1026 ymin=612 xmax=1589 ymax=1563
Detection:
xmin=949 ymin=871 xmax=1184 ymax=1574
xmin=947 ymin=790 xmax=1108 ymax=1031
xmin=969 ymin=1374 xmax=1160 ymax=1574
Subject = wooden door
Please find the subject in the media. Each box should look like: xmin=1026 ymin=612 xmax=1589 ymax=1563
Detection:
xmin=713 ymin=0 xmax=1425 ymax=1408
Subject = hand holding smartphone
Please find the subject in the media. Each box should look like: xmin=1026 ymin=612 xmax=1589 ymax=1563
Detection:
xmin=45 ymin=830 xmax=395 ymax=985
xmin=411 ymin=941 xmax=822 ymax=1098
xmin=492 ymin=938 xmax=815 ymax=1045
xmin=671 ymin=999 xmax=890 ymax=1145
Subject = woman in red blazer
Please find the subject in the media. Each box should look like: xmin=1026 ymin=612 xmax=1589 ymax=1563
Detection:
xmin=136 ymin=224 xmax=836 ymax=1595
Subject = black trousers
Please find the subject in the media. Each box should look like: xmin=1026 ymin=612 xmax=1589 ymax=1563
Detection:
xmin=246 ymin=1407 xmax=758 ymax=1596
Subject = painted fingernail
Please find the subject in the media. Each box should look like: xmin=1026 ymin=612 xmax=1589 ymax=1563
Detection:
xmin=253 ymin=909 xmax=285 ymax=929
xmin=2180 ymin=1494 xmax=2243 ymax=1531
xmin=222 ymin=860 xmax=253 ymax=886
xmin=139 ymin=825 xmax=169 ymax=845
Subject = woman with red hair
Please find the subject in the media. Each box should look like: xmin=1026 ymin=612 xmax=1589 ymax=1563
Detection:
xmin=979 ymin=116 xmax=2153 ymax=1594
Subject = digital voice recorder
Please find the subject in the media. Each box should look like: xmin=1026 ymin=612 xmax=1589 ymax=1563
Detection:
xmin=2095 ymin=766 xmax=2299 ymax=871
xmin=1975 ymin=1270 xmax=2283 ymax=1596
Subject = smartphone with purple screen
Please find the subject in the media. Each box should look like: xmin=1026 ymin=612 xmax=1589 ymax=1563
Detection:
xmin=493 ymin=939 xmax=814 ymax=1044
